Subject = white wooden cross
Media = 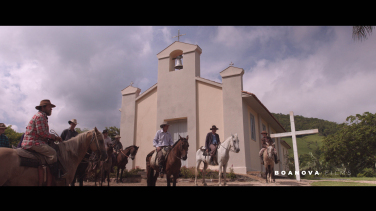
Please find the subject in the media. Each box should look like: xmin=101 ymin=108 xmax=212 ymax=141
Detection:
xmin=270 ymin=111 xmax=318 ymax=182
xmin=172 ymin=29 xmax=186 ymax=42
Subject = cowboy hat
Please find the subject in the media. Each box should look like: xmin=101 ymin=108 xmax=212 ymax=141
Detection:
xmin=68 ymin=119 xmax=78 ymax=125
xmin=114 ymin=135 xmax=121 ymax=139
xmin=160 ymin=121 xmax=170 ymax=128
xmin=210 ymin=125 xmax=219 ymax=130
xmin=261 ymin=130 xmax=268 ymax=134
xmin=35 ymin=99 xmax=56 ymax=110
xmin=0 ymin=123 xmax=6 ymax=129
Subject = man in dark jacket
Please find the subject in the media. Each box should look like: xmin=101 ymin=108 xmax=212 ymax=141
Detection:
xmin=205 ymin=125 xmax=220 ymax=165
xmin=60 ymin=119 xmax=78 ymax=141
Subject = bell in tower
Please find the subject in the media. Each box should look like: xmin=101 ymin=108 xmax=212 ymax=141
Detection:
xmin=173 ymin=55 xmax=183 ymax=70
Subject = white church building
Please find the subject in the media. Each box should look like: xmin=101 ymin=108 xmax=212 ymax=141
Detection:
xmin=119 ymin=41 xmax=291 ymax=174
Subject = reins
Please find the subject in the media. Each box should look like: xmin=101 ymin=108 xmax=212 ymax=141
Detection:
xmin=219 ymin=138 xmax=237 ymax=152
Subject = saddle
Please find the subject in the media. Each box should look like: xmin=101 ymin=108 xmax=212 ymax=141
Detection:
xmin=199 ymin=146 xmax=218 ymax=166
xmin=15 ymin=142 xmax=63 ymax=186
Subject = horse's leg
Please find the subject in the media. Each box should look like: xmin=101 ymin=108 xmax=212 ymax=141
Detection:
xmin=202 ymin=162 xmax=208 ymax=186
xmin=116 ymin=166 xmax=119 ymax=183
xmin=120 ymin=168 xmax=124 ymax=183
xmin=173 ymin=174 xmax=177 ymax=187
xmin=195 ymin=159 xmax=201 ymax=186
xmin=107 ymin=170 xmax=110 ymax=186
xmin=166 ymin=173 xmax=171 ymax=187
xmin=153 ymin=169 xmax=159 ymax=186
xmin=79 ymin=175 xmax=84 ymax=186
xmin=222 ymin=162 xmax=228 ymax=186
xmin=218 ymin=162 xmax=223 ymax=186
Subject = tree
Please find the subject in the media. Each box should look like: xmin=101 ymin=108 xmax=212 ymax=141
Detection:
xmin=75 ymin=127 xmax=89 ymax=134
xmin=353 ymin=26 xmax=375 ymax=41
xmin=321 ymin=112 xmax=376 ymax=176
xmin=4 ymin=125 xmax=23 ymax=147
xmin=104 ymin=126 xmax=120 ymax=140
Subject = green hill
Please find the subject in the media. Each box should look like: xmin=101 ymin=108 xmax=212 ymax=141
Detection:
xmin=271 ymin=113 xmax=340 ymax=156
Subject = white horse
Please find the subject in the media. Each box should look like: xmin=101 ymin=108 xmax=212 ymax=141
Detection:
xmin=195 ymin=133 xmax=240 ymax=186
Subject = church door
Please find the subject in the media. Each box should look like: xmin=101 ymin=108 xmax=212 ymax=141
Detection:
xmin=167 ymin=119 xmax=188 ymax=167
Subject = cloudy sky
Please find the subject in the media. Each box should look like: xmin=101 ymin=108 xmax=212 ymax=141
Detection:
xmin=1 ymin=26 xmax=375 ymax=133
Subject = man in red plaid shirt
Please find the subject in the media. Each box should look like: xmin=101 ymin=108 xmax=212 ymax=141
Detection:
xmin=22 ymin=99 xmax=63 ymax=178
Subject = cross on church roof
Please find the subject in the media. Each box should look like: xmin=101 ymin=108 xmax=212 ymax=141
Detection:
xmin=229 ymin=62 xmax=234 ymax=66
xmin=172 ymin=29 xmax=186 ymax=42
xmin=130 ymin=81 xmax=133 ymax=86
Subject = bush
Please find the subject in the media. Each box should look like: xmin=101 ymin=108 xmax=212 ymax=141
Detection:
xmin=357 ymin=168 xmax=376 ymax=177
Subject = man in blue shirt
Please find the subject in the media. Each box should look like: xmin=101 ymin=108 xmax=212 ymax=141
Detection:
xmin=153 ymin=121 xmax=173 ymax=177
xmin=205 ymin=125 xmax=220 ymax=165
xmin=0 ymin=123 xmax=10 ymax=148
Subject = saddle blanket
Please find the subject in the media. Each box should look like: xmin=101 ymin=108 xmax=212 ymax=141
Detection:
xmin=149 ymin=147 xmax=170 ymax=169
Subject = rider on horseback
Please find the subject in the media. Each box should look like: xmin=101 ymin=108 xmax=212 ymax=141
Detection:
xmin=21 ymin=99 xmax=65 ymax=179
xmin=152 ymin=121 xmax=173 ymax=178
xmin=259 ymin=131 xmax=279 ymax=165
xmin=205 ymin=125 xmax=220 ymax=165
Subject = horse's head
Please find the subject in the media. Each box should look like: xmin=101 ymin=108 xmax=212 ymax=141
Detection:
xmin=129 ymin=146 xmax=139 ymax=160
xmin=266 ymin=142 xmax=275 ymax=159
xmin=231 ymin=133 xmax=240 ymax=153
xmin=89 ymin=127 xmax=107 ymax=161
xmin=178 ymin=135 xmax=189 ymax=160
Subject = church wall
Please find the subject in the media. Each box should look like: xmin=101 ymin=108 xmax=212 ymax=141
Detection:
xmin=196 ymin=81 xmax=224 ymax=153
xmin=156 ymin=47 xmax=200 ymax=169
xmin=246 ymin=105 xmax=263 ymax=171
xmin=134 ymin=87 xmax=158 ymax=169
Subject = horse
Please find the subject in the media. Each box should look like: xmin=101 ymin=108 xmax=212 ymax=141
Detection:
xmin=98 ymin=143 xmax=113 ymax=186
xmin=263 ymin=142 xmax=275 ymax=183
xmin=0 ymin=127 xmax=107 ymax=186
xmin=195 ymin=133 xmax=240 ymax=186
xmin=113 ymin=145 xmax=139 ymax=183
xmin=146 ymin=135 xmax=189 ymax=186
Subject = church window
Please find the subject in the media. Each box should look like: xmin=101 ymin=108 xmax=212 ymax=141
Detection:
xmin=250 ymin=113 xmax=256 ymax=141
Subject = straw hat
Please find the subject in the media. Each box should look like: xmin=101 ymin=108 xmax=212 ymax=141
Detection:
xmin=261 ymin=130 xmax=268 ymax=134
xmin=160 ymin=121 xmax=170 ymax=128
xmin=35 ymin=99 xmax=56 ymax=110
xmin=0 ymin=123 xmax=6 ymax=129
xmin=68 ymin=119 xmax=78 ymax=125
xmin=114 ymin=135 xmax=121 ymax=139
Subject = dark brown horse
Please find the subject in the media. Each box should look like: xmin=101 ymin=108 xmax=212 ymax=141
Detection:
xmin=113 ymin=145 xmax=139 ymax=183
xmin=146 ymin=135 xmax=189 ymax=186
xmin=0 ymin=127 xmax=107 ymax=186
xmin=98 ymin=143 xmax=113 ymax=186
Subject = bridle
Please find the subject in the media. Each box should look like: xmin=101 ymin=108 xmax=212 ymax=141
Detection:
xmin=86 ymin=130 xmax=104 ymax=163
xmin=219 ymin=137 xmax=238 ymax=153
xmin=172 ymin=138 xmax=188 ymax=160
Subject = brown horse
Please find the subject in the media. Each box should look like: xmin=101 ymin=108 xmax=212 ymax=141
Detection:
xmin=146 ymin=135 xmax=189 ymax=186
xmin=96 ymin=143 xmax=113 ymax=186
xmin=263 ymin=142 xmax=275 ymax=183
xmin=0 ymin=127 xmax=107 ymax=186
xmin=113 ymin=145 xmax=139 ymax=183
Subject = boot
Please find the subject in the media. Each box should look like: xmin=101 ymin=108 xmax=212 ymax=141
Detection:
xmin=159 ymin=164 xmax=164 ymax=178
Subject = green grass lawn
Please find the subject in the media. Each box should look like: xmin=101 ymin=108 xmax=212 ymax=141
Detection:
xmin=282 ymin=133 xmax=323 ymax=155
